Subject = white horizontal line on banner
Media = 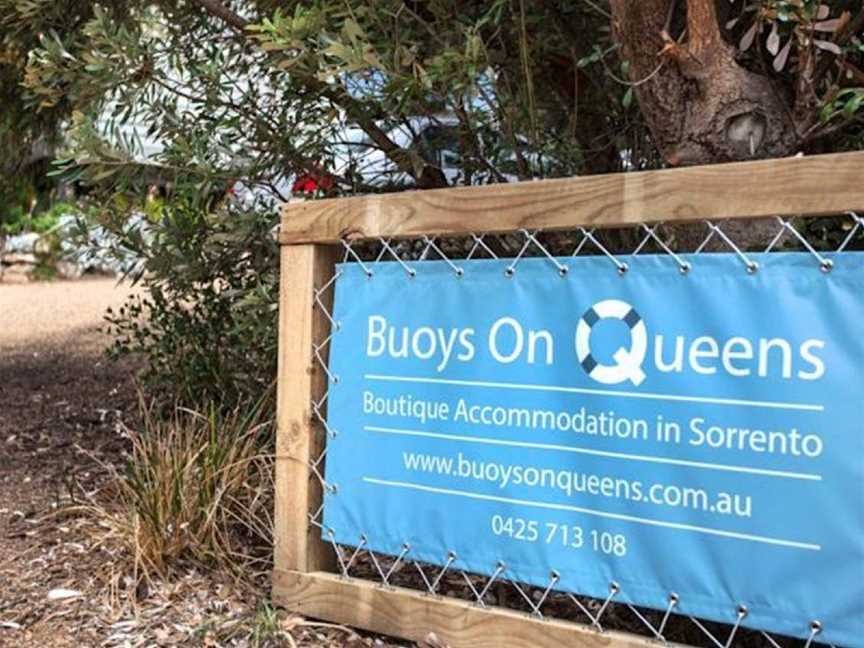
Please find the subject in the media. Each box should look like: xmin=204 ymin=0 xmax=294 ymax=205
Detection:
xmin=364 ymin=374 xmax=824 ymax=413
xmin=362 ymin=477 xmax=821 ymax=551
xmin=363 ymin=426 xmax=822 ymax=482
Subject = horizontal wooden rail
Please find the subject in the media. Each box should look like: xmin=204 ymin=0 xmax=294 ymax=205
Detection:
xmin=273 ymin=569 xmax=668 ymax=648
xmin=279 ymin=152 xmax=864 ymax=245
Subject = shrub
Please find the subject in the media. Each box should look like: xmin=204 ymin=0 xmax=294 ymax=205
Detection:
xmin=0 ymin=170 xmax=61 ymax=236
xmin=84 ymin=198 xmax=281 ymax=409
xmin=0 ymin=182 xmax=34 ymax=236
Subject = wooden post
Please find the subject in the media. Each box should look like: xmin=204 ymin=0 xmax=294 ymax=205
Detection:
xmin=274 ymin=243 xmax=338 ymax=575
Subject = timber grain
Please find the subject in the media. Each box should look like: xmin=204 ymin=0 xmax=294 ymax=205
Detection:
xmin=274 ymin=244 xmax=338 ymax=574
xmin=273 ymin=569 xmax=670 ymax=648
xmin=279 ymin=151 xmax=864 ymax=244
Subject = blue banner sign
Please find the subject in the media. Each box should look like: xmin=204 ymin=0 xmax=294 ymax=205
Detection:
xmin=322 ymin=252 xmax=864 ymax=646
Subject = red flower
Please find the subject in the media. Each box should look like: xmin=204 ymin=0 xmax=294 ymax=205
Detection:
xmin=293 ymin=177 xmax=319 ymax=193
xmin=292 ymin=167 xmax=335 ymax=194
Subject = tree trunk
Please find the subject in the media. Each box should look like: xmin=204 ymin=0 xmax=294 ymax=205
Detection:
xmin=608 ymin=0 xmax=803 ymax=250
xmin=610 ymin=0 xmax=800 ymax=167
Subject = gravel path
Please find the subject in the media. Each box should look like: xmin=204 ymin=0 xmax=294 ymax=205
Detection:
xmin=0 ymin=278 xmax=138 ymax=353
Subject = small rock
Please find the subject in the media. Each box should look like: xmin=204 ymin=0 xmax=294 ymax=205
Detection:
xmin=56 ymin=260 xmax=84 ymax=280
xmin=3 ymin=232 xmax=38 ymax=253
xmin=3 ymin=252 xmax=37 ymax=265
xmin=47 ymin=588 xmax=83 ymax=601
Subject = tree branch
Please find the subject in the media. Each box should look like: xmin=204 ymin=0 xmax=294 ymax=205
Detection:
xmin=186 ymin=0 xmax=447 ymax=188
xmin=187 ymin=0 xmax=249 ymax=31
xmin=686 ymin=0 xmax=724 ymax=50
xmin=453 ymin=102 xmax=509 ymax=184
xmin=316 ymin=83 xmax=447 ymax=188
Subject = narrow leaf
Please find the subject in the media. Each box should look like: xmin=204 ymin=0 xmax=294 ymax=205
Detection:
xmin=844 ymin=92 xmax=864 ymax=119
xmin=813 ymin=19 xmax=842 ymax=33
xmin=47 ymin=589 xmax=82 ymax=601
xmin=774 ymin=38 xmax=793 ymax=72
xmin=739 ymin=21 xmax=758 ymax=52
xmin=767 ymin=22 xmax=780 ymax=55
xmin=814 ymin=39 xmax=842 ymax=55
xmin=622 ymin=87 xmax=633 ymax=109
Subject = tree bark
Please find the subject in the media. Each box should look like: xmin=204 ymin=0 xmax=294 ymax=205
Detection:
xmin=610 ymin=0 xmax=800 ymax=167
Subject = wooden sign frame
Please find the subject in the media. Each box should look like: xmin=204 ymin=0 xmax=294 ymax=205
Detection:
xmin=273 ymin=152 xmax=864 ymax=647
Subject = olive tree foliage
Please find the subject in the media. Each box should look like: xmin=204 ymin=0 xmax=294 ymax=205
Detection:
xmin=14 ymin=0 xmax=859 ymax=186
xmin=0 ymin=1 xmax=78 ymax=225
xmin=1 ymin=2 xmax=70 ymax=161
xmin=4 ymin=0 xmax=862 ymax=405
xmin=14 ymin=0 xmax=639 ymax=192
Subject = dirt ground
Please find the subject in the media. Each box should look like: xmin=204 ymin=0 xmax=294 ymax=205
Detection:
xmin=0 ymin=278 xmax=139 ymax=646
xmin=0 ymin=279 xmax=400 ymax=648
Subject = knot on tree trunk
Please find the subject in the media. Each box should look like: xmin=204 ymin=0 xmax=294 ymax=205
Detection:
xmin=611 ymin=0 xmax=800 ymax=167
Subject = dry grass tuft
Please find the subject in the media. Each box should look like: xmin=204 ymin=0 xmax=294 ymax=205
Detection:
xmin=90 ymin=399 xmax=275 ymax=586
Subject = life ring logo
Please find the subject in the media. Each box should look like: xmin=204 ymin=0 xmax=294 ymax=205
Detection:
xmin=575 ymin=299 xmax=647 ymax=386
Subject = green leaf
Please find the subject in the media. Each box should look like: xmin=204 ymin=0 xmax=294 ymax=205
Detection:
xmin=622 ymin=87 xmax=634 ymax=109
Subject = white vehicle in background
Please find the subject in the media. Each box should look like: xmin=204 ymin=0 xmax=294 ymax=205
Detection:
xmin=330 ymin=114 xmax=527 ymax=191
xmin=332 ymin=115 xmax=465 ymax=188
xmin=93 ymin=109 xmax=469 ymax=200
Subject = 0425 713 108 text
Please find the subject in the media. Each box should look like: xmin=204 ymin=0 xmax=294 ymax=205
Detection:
xmin=489 ymin=514 xmax=628 ymax=557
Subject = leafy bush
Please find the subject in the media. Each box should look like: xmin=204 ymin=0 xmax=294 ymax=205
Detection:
xmin=0 ymin=151 xmax=59 ymax=235
xmin=88 ymin=198 xmax=280 ymax=409
xmin=0 ymin=179 xmax=34 ymax=235
xmin=31 ymin=260 xmax=58 ymax=281
xmin=93 ymin=400 xmax=274 ymax=579
xmin=1 ymin=197 xmax=78 ymax=236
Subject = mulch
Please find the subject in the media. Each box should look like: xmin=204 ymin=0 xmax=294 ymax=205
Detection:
xmin=0 ymin=281 xmax=404 ymax=647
